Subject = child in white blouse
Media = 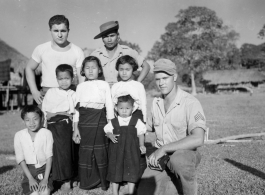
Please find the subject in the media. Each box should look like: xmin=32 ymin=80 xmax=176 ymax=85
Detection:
xmin=104 ymin=95 xmax=146 ymax=195
xmin=72 ymin=56 xmax=114 ymax=191
xmin=14 ymin=105 xmax=53 ymax=195
xmin=111 ymin=55 xmax=147 ymax=123
xmin=42 ymin=64 xmax=77 ymax=190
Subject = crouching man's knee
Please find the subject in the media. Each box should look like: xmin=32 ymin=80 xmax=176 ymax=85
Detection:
xmin=167 ymin=149 xmax=201 ymax=177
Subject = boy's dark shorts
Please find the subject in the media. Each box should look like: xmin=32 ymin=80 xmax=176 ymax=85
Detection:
xmin=21 ymin=164 xmax=53 ymax=195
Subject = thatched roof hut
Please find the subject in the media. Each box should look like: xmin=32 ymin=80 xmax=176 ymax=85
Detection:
xmin=202 ymin=69 xmax=265 ymax=85
xmin=0 ymin=39 xmax=28 ymax=75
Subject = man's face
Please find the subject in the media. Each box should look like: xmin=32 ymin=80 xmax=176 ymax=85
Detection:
xmin=102 ymin=32 xmax=119 ymax=49
xmin=155 ymin=72 xmax=177 ymax=95
xmin=50 ymin=23 xmax=69 ymax=46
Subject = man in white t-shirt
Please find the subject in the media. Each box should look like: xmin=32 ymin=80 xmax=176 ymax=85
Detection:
xmin=26 ymin=15 xmax=85 ymax=104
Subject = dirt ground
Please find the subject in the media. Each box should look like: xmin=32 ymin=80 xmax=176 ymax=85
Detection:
xmin=0 ymin=92 xmax=265 ymax=195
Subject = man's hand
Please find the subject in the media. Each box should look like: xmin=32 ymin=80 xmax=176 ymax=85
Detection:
xmin=148 ymin=147 xmax=166 ymax=167
xmin=29 ymin=178 xmax=39 ymax=192
xmin=106 ymin=132 xmax=119 ymax=143
xmin=38 ymin=178 xmax=48 ymax=192
xmin=32 ymin=90 xmax=43 ymax=104
xmin=140 ymin=146 xmax=146 ymax=154
xmin=72 ymin=129 xmax=81 ymax=144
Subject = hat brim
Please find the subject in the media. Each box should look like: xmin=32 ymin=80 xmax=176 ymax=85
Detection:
xmin=153 ymin=69 xmax=176 ymax=76
xmin=94 ymin=26 xmax=119 ymax=39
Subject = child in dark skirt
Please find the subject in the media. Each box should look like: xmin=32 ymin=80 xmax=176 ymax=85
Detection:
xmin=42 ymin=64 xmax=78 ymax=190
xmin=104 ymin=95 xmax=146 ymax=195
xmin=14 ymin=105 xmax=53 ymax=195
xmin=72 ymin=56 xmax=114 ymax=191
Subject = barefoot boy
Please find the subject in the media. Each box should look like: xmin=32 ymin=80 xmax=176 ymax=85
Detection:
xmin=14 ymin=105 xmax=53 ymax=195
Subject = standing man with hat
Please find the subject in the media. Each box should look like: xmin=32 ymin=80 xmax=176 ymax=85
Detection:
xmin=90 ymin=21 xmax=150 ymax=86
xmin=26 ymin=15 xmax=85 ymax=104
xmin=139 ymin=59 xmax=207 ymax=195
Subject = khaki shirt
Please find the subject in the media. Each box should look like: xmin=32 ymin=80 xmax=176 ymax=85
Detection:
xmin=90 ymin=44 xmax=144 ymax=85
xmin=149 ymin=88 xmax=207 ymax=148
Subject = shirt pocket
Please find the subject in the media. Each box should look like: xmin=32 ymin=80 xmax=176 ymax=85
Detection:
xmin=170 ymin=119 xmax=188 ymax=137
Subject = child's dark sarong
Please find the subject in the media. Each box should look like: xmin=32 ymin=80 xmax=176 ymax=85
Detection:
xmin=78 ymin=107 xmax=109 ymax=190
xmin=107 ymin=116 xmax=142 ymax=183
xmin=47 ymin=115 xmax=74 ymax=181
xmin=21 ymin=164 xmax=53 ymax=195
xmin=132 ymin=109 xmax=147 ymax=178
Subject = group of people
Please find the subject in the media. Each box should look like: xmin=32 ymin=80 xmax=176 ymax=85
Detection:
xmin=14 ymin=15 xmax=207 ymax=195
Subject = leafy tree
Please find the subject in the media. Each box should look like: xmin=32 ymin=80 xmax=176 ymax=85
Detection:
xmin=119 ymin=39 xmax=142 ymax=54
xmin=147 ymin=6 xmax=240 ymax=95
xmin=240 ymin=43 xmax=265 ymax=69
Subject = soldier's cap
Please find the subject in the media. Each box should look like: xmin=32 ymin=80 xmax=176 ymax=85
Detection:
xmin=94 ymin=21 xmax=119 ymax=39
xmin=153 ymin=59 xmax=177 ymax=75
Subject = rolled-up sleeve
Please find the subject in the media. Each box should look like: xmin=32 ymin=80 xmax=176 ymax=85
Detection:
xmin=187 ymin=100 xmax=207 ymax=135
xmin=14 ymin=133 xmax=24 ymax=165
xmin=45 ymin=131 xmax=53 ymax=159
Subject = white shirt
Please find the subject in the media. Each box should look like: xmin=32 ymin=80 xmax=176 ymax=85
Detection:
xmin=75 ymin=80 xmax=114 ymax=120
xmin=104 ymin=116 xmax=146 ymax=136
xmin=14 ymin=128 xmax=53 ymax=168
xmin=111 ymin=80 xmax=147 ymax=122
xmin=32 ymin=41 xmax=85 ymax=87
xmin=42 ymin=88 xmax=78 ymax=123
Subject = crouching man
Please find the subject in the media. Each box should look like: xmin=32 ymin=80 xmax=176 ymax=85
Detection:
xmin=141 ymin=59 xmax=207 ymax=195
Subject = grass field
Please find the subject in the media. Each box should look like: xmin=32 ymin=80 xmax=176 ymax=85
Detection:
xmin=0 ymin=92 xmax=265 ymax=195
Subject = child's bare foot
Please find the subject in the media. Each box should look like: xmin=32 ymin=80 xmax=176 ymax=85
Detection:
xmin=61 ymin=181 xmax=71 ymax=192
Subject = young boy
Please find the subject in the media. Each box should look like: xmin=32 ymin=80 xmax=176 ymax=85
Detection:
xmin=14 ymin=105 xmax=53 ymax=195
xmin=42 ymin=64 xmax=78 ymax=190
xmin=26 ymin=15 xmax=85 ymax=105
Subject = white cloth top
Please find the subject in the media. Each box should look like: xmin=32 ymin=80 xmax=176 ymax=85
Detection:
xmin=75 ymin=80 xmax=114 ymax=120
xmin=111 ymin=80 xmax=147 ymax=122
xmin=104 ymin=116 xmax=146 ymax=136
xmin=32 ymin=41 xmax=85 ymax=87
xmin=14 ymin=128 xmax=53 ymax=168
xmin=42 ymin=88 xmax=78 ymax=123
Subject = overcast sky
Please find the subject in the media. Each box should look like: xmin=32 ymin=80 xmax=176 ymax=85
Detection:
xmin=0 ymin=0 xmax=265 ymax=58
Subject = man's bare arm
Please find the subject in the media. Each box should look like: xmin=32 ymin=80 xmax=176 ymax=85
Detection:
xmin=149 ymin=128 xmax=205 ymax=167
xmin=137 ymin=60 xmax=150 ymax=82
xmin=26 ymin=58 xmax=42 ymax=104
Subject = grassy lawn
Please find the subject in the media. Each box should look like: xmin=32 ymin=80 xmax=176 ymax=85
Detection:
xmin=1 ymin=92 xmax=265 ymax=194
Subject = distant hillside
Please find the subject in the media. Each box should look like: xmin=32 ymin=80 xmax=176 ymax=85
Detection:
xmin=0 ymin=39 xmax=28 ymax=74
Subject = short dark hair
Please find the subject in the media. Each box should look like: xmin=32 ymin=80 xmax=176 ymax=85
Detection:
xmin=56 ymin=64 xmax=74 ymax=78
xmin=80 ymin=56 xmax=103 ymax=77
xmin=49 ymin=15 xmax=69 ymax=30
xmin=117 ymin=95 xmax=134 ymax=106
xmin=21 ymin=105 xmax=43 ymax=120
xmin=115 ymin=55 xmax=138 ymax=71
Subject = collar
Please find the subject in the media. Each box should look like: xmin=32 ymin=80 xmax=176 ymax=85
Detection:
xmin=99 ymin=44 xmax=123 ymax=59
xmin=155 ymin=87 xmax=183 ymax=115
xmin=118 ymin=116 xmax=132 ymax=123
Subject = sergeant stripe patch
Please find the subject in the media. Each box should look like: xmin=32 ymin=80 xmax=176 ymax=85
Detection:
xmin=194 ymin=112 xmax=205 ymax=122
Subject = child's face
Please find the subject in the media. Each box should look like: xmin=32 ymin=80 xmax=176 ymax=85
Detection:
xmin=57 ymin=71 xmax=73 ymax=90
xmin=23 ymin=112 xmax=42 ymax=132
xmin=84 ymin=61 xmax=101 ymax=80
xmin=50 ymin=23 xmax=69 ymax=46
xmin=118 ymin=63 xmax=133 ymax=81
xmin=116 ymin=101 xmax=133 ymax=118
